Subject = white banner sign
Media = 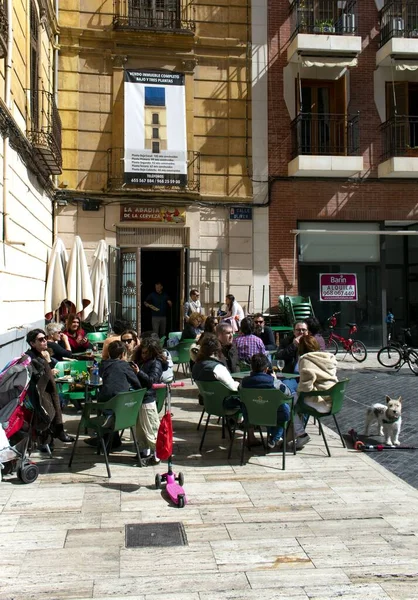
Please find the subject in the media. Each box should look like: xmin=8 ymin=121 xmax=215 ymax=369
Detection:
xmin=124 ymin=70 xmax=187 ymax=186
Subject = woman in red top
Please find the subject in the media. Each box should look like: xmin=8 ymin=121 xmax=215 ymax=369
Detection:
xmin=64 ymin=314 xmax=90 ymax=353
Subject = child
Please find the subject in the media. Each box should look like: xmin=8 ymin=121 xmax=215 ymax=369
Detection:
xmin=85 ymin=340 xmax=141 ymax=449
xmin=132 ymin=337 xmax=168 ymax=464
xmin=241 ymin=353 xmax=292 ymax=450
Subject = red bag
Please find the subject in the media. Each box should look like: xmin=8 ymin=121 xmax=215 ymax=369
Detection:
xmin=156 ymin=412 xmax=173 ymax=460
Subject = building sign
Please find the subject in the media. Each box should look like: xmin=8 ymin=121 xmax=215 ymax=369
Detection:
xmin=320 ymin=273 xmax=358 ymax=301
xmin=120 ymin=205 xmax=186 ymax=223
xmin=124 ymin=70 xmax=187 ymax=186
xmin=229 ymin=207 xmax=253 ymax=220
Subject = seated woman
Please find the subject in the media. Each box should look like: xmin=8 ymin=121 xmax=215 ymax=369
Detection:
xmin=64 ymin=314 xmax=91 ymax=354
xmin=297 ymin=335 xmax=338 ymax=414
xmin=181 ymin=312 xmax=204 ymax=341
xmin=190 ymin=316 xmax=219 ymax=363
xmin=235 ymin=317 xmax=266 ymax=366
xmin=192 ymin=334 xmax=239 ymax=392
xmin=305 ymin=317 xmax=327 ymax=351
xmin=120 ymin=329 xmax=139 ymax=361
xmin=46 ymin=322 xmax=73 ymax=362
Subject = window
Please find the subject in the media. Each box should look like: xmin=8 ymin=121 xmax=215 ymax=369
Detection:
xmin=386 ymin=82 xmax=418 ymax=149
xmin=144 ymin=86 xmax=165 ymax=107
xmin=152 ymin=113 xmax=159 ymax=124
xmin=30 ymin=0 xmax=39 ymax=125
xmin=152 ymin=141 xmax=160 ymax=153
xmin=152 ymin=127 xmax=159 ymax=139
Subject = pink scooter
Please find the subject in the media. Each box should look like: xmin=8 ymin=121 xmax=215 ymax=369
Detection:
xmin=153 ymin=381 xmax=187 ymax=508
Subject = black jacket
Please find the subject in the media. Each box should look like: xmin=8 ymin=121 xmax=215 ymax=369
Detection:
xmin=220 ymin=343 xmax=239 ymax=373
xmin=135 ymin=358 xmax=165 ymax=403
xmin=255 ymin=326 xmax=276 ymax=350
xmin=98 ymin=359 xmax=141 ymax=402
xmin=26 ymin=348 xmax=62 ymax=430
xmin=47 ymin=341 xmax=72 ymax=362
xmin=276 ymin=336 xmax=298 ymax=374
xmin=181 ymin=323 xmax=202 ymax=341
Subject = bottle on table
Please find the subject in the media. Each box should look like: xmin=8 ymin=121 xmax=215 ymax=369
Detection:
xmin=90 ymin=360 xmax=100 ymax=385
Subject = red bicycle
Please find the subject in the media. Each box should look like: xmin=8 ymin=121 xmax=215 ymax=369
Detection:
xmin=325 ymin=312 xmax=367 ymax=362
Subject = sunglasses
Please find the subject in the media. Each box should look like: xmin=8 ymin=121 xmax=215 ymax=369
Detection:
xmin=122 ymin=338 xmax=134 ymax=343
xmin=36 ymin=336 xmax=47 ymax=342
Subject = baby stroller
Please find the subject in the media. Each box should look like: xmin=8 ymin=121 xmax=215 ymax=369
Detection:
xmin=0 ymin=354 xmax=39 ymax=483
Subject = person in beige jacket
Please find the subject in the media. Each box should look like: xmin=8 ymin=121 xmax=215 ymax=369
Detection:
xmin=297 ymin=336 xmax=338 ymax=414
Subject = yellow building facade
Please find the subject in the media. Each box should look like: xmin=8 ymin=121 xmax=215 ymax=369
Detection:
xmin=0 ymin=0 xmax=61 ymax=363
xmin=56 ymin=0 xmax=269 ymax=332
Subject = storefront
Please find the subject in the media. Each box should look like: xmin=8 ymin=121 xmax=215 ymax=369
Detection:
xmin=295 ymin=221 xmax=418 ymax=348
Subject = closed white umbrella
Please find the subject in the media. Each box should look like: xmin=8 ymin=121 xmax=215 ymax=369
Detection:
xmin=66 ymin=236 xmax=93 ymax=319
xmin=44 ymin=237 xmax=68 ymax=320
xmin=87 ymin=239 xmax=109 ymax=326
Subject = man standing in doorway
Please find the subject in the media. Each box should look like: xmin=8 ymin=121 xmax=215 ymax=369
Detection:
xmin=183 ymin=289 xmax=203 ymax=324
xmin=144 ymin=282 xmax=172 ymax=337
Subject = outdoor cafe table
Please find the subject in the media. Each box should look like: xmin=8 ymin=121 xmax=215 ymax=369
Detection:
xmin=55 ymin=376 xmax=102 ymax=404
xmin=232 ymin=371 xmax=300 ymax=381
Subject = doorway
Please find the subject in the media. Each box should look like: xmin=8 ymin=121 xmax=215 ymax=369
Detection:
xmin=140 ymin=248 xmax=183 ymax=334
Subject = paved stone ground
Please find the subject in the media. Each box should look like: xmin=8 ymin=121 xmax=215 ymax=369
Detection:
xmin=327 ymin=354 xmax=418 ymax=489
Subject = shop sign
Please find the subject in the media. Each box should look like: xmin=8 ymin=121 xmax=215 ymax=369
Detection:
xmin=229 ymin=207 xmax=252 ymax=220
xmin=120 ymin=205 xmax=186 ymax=223
xmin=320 ymin=273 xmax=358 ymax=302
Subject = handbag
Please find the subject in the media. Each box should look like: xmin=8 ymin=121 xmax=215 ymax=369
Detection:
xmin=156 ymin=411 xmax=173 ymax=460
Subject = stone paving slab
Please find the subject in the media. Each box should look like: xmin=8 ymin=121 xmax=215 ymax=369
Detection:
xmin=1 ymin=367 xmax=418 ymax=600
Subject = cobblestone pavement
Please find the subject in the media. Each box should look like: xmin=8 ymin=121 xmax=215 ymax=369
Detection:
xmin=329 ymin=352 xmax=418 ymax=489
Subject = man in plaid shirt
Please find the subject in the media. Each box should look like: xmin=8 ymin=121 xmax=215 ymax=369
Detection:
xmin=235 ymin=317 xmax=267 ymax=365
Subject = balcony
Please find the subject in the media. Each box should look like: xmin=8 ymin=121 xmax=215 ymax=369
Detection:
xmin=287 ymin=0 xmax=362 ymax=64
xmin=288 ymin=112 xmax=363 ymax=177
xmin=107 ymin=148 xmax=200 ymax=192
xmin=0 ymin=0 xmax=8 ymax=58
xmin=27 ymin=90 xmax=62 ymax=176
xmin=113 ymin=0 xmax=194 ymax=32
xmin=378 ymin=115 xmax=418 ymax=177
xmin=377 ymin=1 xmax=418 ymax=66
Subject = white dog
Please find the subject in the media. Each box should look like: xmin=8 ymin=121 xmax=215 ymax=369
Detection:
xmin=364 ymin=395 xmax=402 ymax=447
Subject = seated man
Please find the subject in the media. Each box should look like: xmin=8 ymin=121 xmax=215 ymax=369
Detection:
xmin=276 ymin=321 xmax=308 ymax=374
xmin=241 ymin=353 xmax=292 ymax=450
xmin=235 ymin=317 xmax=266 ymax=366
xmin=253 ymin=314 xmax=276 ymax=351
xmin=216 ymin=322 xmax=239 ymax=373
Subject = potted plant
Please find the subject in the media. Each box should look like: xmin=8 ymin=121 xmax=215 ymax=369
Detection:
xmin=314 ymin=19 xmax=335 ymax=34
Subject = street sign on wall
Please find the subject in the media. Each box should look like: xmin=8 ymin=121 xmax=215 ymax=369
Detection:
xmin=320 ymin=273 xmax=358 ymax=301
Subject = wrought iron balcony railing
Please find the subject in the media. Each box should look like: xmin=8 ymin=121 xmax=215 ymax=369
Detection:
xmin=380 ymin=1 xmax=418 ymax=47
xmin=113 ymin=0 xmax=195 ymax=32
xmin=107 ymin=148 xmax=200 ymax=192
xmin=289 ymin=0 xmax=358 ymax=39
xmin=0 ymin=0 xmax=8 ymax=58
xmin=27 ymin=90 xmax=62 ymax=175
xmin=291 ymin=113 xmax=360 ymax=158
xmin=381 ymin=115 xmax=418 ymax=161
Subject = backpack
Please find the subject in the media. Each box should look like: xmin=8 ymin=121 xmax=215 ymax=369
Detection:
xmin=156 ymin=411 xmax=173 ymax=460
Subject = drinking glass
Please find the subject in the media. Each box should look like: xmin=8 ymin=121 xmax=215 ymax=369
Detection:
xmin=277 ymin=360 xmax=285 ymax=373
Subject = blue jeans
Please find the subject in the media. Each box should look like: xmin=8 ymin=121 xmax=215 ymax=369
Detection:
xmin=268 ymin=403 xmax=291 ymax=442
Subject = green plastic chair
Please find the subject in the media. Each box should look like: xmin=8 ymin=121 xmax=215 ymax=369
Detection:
xmin=156 ymin=386 xmax=166 ymax=413
xmin=159 ymin=335 xmax=166 ymax=348
xmin=195 ymin=380 xmax=241 ymax=458
xmin=68 ymin=388 xmax=147 ymax=478
xmin=295 ymin=379 xmax=349 ymax=457
xmin=239 ymin=388 xmax=293 ymax=469
xmin=172 ymin=339 xmax=195 ymax=377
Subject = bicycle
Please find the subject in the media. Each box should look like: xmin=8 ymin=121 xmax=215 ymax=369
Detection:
xmin=324 ymin=312 xmax=367 ymax=362
xmin=377 ymin=328 xmax=418 ymax=375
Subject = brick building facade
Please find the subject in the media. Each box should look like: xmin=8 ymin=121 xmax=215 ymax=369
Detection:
xmin=269 ymin=0 xmax=418 ymax=345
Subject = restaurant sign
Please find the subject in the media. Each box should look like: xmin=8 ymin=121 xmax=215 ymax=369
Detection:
xmin=120 ymin=205 xmax=186 ymax=223
xmin=320 ymin=273 xmax=358 ymax=302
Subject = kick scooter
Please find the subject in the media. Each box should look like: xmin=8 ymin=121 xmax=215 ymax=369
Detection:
xmin=349 ymin=429 xmax=418 ymax=452
xmin=153 ymin=381 xmax=187 ymax=508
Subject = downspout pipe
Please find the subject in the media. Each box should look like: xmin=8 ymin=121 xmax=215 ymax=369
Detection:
xmin=2 ymin=0 xmax=25 ymax=246
xmin=52 ymin=0 xmax=59 ymax=241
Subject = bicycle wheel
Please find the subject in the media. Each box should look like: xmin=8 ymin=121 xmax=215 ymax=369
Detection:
xmin=325 ymin=337 xmax=339 ymax=355
xmin=407 ymin=349 xmax=418 ymax=375
xmin=377 ymin=345 xmax=402 ymax=368
xmin=350 ymin=340 xmax=367 ymax=362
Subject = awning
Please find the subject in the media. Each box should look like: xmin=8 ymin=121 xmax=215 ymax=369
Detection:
xmin=302 ymin=56 xmax=358 ymax=68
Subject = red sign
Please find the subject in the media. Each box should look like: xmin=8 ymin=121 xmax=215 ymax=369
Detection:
xmin=320 ymin=273 xmax=358 ymax=302
xmin=120 ymin=205 xmax=186 ymax=223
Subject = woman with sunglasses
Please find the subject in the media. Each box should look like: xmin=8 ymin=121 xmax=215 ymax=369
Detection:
xmin=120 ymin=329 xmax=139 ymax=361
